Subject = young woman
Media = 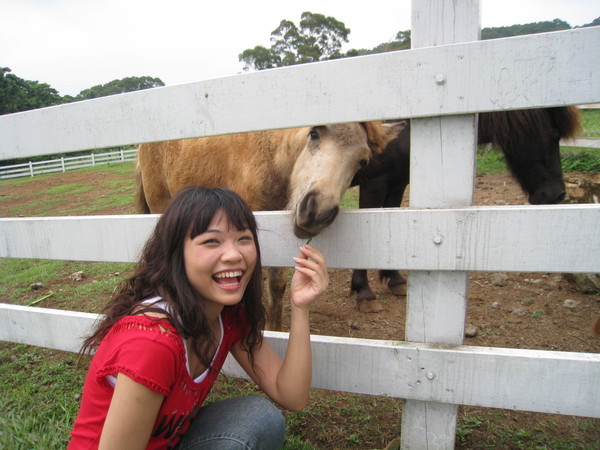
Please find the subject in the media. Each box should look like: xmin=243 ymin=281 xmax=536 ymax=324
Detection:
xmin=68 ymin=186 xmax=329 ymax=449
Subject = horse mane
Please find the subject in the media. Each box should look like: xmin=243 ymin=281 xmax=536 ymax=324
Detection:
xmin=362 ymin=120 xmax=406 ymax=154
xmin=479 ymin=106 xmax=582 ymax=153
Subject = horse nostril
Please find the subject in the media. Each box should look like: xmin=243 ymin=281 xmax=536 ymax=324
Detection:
xmin=298 ymin=191 xmax=318 ymax=221
xmin=530 ymin=186 xmax=567 ymax=205
xmin=297 ymin=190 xmax=339 ymax=230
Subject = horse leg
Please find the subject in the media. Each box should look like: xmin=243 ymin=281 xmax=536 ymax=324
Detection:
xmin=266 ymin=267 xmax=287 ymax=331
xmin=350 ymin=270 xmax=384 ymax=313
xmin=379 ymin=269 xmax=407 ymax=296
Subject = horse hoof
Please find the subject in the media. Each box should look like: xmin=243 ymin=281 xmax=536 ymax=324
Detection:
xmin=389 ymin=283 xmax=407 ymax=296
xmin=358 ymin=299 xmax=384 ymax=313
xmin=354 ymin=290 xmax=376 ymax=302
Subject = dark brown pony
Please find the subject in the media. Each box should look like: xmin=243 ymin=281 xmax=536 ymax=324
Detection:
xmin=350 ymin=106 xmax=581 ymax=312
xmin=136 ymin=122 xmax=403 ymax=328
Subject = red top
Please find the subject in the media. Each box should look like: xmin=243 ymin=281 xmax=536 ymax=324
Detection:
xmin=68 ymin=305 xmax=248 ymax=449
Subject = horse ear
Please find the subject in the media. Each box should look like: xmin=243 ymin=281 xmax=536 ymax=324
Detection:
xmin=362 ymin=120 xmax=407 ymax=153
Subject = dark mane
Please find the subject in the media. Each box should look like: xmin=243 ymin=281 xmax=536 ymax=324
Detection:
xmin=479 ymin=106 xmax=581 ymax=153
xmin=550 ymin=105 xmax=583 ymax=139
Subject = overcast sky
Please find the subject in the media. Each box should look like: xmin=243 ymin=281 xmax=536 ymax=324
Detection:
xmin=3 ymin=0 xmax=598 ymax=97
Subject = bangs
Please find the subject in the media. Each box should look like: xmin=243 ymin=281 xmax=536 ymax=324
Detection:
xmin=187 ymin=188 xmax=257 ymax=238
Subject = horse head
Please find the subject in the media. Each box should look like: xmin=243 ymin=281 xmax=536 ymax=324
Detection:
xmin=287 ymin=121 xmax=404 ymax=238
xmin=478 ymin=107 xmax=581 ymax=204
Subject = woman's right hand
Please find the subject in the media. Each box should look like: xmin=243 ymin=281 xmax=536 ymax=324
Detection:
xmin=290 ymin=245 xmax=329 ymax=310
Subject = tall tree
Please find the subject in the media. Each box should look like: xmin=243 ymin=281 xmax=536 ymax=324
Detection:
xmin=239 ymin=12 xmax=351 ymax=71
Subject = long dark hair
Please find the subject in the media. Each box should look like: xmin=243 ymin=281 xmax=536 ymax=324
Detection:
xmin=80 ymin=186 xmax=265 ymax=368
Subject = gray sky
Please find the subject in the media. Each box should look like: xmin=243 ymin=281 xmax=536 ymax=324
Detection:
xmin=3 ymin=0 xmax=598 ymax=96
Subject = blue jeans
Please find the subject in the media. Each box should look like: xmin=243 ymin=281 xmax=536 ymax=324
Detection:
xmin=176 ymin=396 xmax=286 ymax=449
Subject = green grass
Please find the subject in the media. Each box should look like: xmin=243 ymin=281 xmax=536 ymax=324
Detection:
xmin=580 ymin=108 xmax=600 ymax=138
xmin=41 ymin=183 xmax=94 ymax=196
xmin=0 ymin=161 xmax=138 ymax=216
xmin=341 ymin=186 xmax=359 ymax=209
xmin=478 ymin=144 xmax=600 ymax=175
xmin=0 ymin=258 xmax=134 ymax=311
xmin=71 ymin=160 xmax=137 ymax=177
xmin=561 ymin=147 xmax=600 ymax=172
xmin=0 ymin=343 xmax=87 ymax=449
xmin=477 ymin=146 xmax=507 ymax=174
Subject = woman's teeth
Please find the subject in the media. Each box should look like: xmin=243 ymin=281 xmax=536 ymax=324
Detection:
xmin=214 ymin=271 xmax=242 ymax=279
xmin=213 ymin=271 xmax=242 ymax=286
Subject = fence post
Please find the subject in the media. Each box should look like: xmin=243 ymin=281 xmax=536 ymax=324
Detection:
xmin=28 ymin=161 xmax=34 ymax=177
xmin=61 ymin=157 xmax=66 ymax=172
xmin=91 ymin=153 xmax=95 ymax=166
xmin=401 ymin=1 xmax=481 ymax=449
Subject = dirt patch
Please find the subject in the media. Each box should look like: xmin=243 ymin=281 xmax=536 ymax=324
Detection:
xmin=1 ymin=168 xmax=599 ymax=448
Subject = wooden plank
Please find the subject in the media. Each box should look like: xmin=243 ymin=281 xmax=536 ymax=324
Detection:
xmin=1 ymin=26 xmax=598 ymax=160
xmin=409 ymin=115 xmax=478 ymax=207
xmin=0 ymin=304 xmax=99 ymax=353
xmin=0 ymin=215 xmax=157 ymax=263
xmin=1 ymin=205 xmax=599 ymax=272
xmin=403 ymin=1 xmax=480 ymax=447
xmin=2 ymin=304 xmax=598 ymax=418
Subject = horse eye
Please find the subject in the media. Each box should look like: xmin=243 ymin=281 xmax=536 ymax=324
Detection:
xmin=309 ymin=129 xmax=320 ymax=140
xmin=359 ymin=159 xmax=368 ymax=169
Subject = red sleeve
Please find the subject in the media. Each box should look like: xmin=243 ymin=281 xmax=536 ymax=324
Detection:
xmin=93 ymin=317 xmax=183 ymax=397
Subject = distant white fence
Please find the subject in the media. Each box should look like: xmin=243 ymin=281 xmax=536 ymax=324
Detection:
xmin=0 ymin=147 xmax=136 ymax=180
xmin=1 ymin=1 xmax=599 ymax=449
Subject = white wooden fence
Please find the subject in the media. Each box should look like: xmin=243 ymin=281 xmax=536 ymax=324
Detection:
xmin=1 ymin=1 xmax=599 ymax=448
xmin=0 ymin=148 xmax=136 ymax=180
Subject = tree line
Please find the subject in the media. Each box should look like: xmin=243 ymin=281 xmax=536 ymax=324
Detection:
xmin=0 ymin=71 xmax=164 ymax=115
xmin=238 ymin=13 xmax=599 ymax=71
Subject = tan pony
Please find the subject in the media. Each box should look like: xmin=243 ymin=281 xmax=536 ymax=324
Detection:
xmin=136 ymin=122 xmax=403 ymax=329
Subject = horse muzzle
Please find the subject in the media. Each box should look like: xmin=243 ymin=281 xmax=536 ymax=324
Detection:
xmin=528 ymin=181 xmax=567 ymax=204
xmin=293 ymin=190 xmax=340 ymax=238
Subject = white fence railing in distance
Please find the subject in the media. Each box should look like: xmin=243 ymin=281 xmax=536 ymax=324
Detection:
xmin=0 ymin=1 xmax=599 ymax=448
xmin=0 ymin=148 xmax=136 ymax=180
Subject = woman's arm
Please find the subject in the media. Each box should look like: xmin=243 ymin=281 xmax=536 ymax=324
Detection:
xmin=99 ymin=373 xmax=165 ymax=450
xmin=232 ymin=245 xmax=328 ymax=411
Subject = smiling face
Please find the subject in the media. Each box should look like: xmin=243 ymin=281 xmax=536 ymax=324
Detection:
xmin=183 ymin=208 xmax=257 ymax=317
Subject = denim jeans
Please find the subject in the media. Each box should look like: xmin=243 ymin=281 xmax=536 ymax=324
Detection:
xmin=176 ymin=396 xmax=286 ymax=449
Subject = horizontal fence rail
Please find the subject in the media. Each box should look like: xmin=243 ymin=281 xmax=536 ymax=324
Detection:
xmin=1 ymin=303 xmax=598 ymax=418
xmin=0 ymin=27 xmax=599 ymax=160
xmin=1 ymin=206 xmax=599 ymax=273
xmin=0 ymin=148 xmax=136 ymax=179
